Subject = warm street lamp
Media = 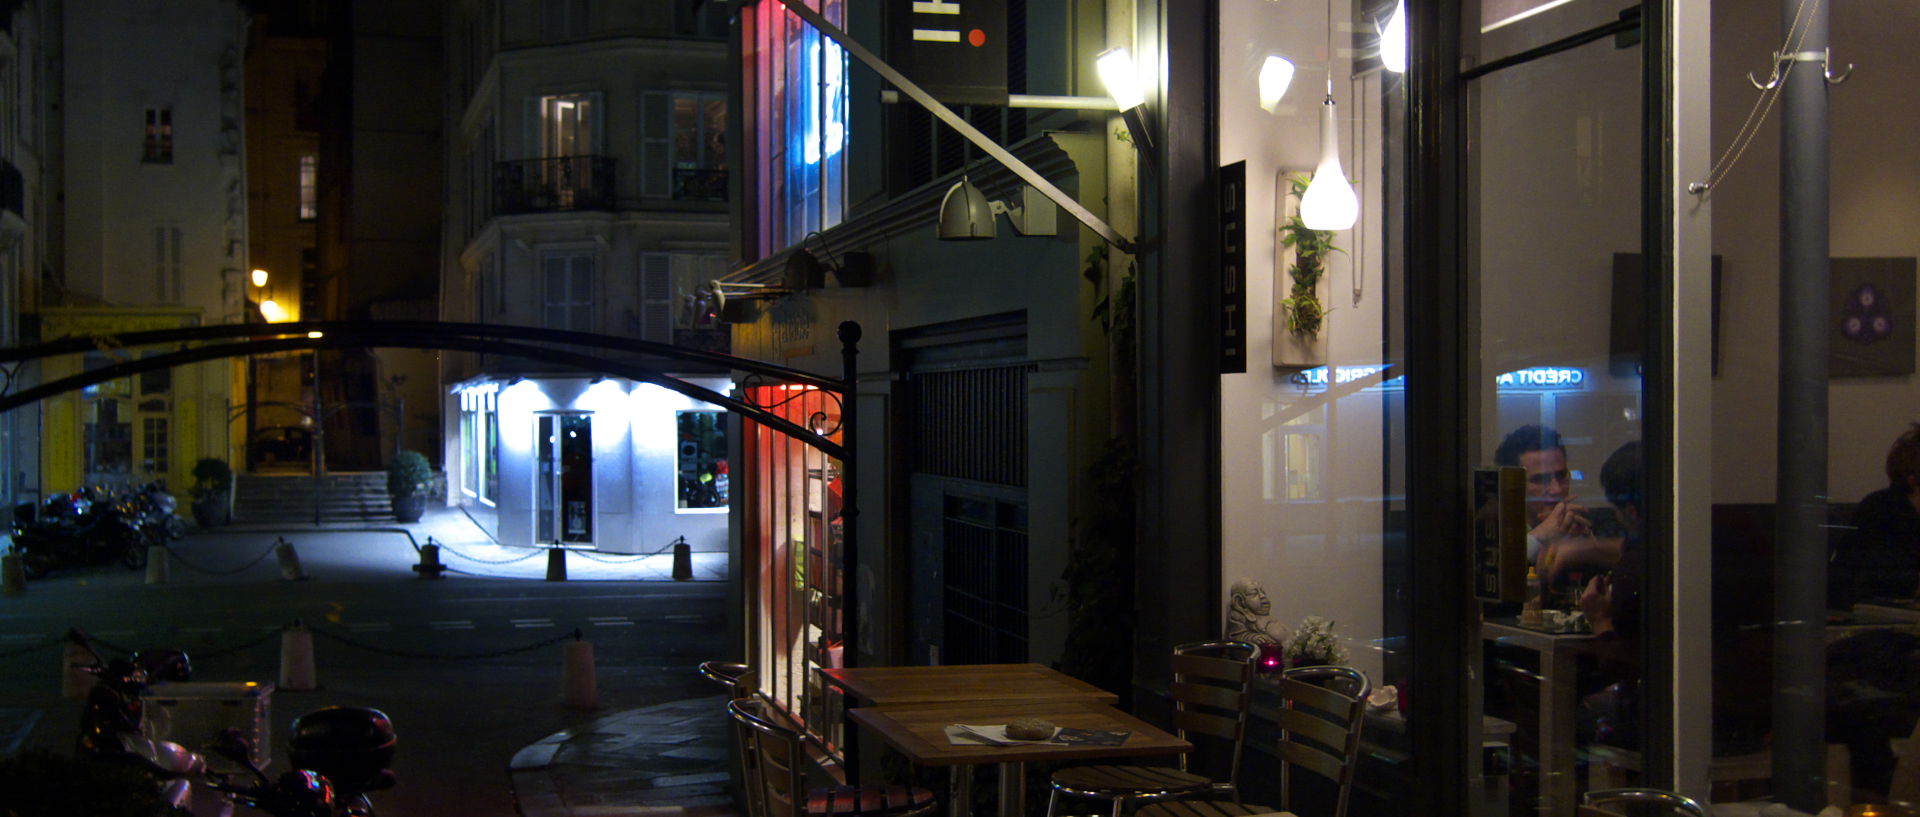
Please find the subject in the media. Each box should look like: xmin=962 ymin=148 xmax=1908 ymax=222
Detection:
xmin=251 ymin=268 xmax=269 ymax=287
xmin=260 ymin=299 xmax=288 ymax=322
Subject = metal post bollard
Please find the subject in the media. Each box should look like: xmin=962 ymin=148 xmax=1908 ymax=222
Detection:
xmin=2 ymin=553 xmax=25 ymax=595
xmin=145 ymin=546 xmax=169 ymax=584
xmin=546 ymin=547 xmax=567 ymax=581
xmin=671 ymin=536 xmax=693 ymax=581
xmin=280 ymin=620 xmax=317 ymax=691
xmin=563 ymin=631 xmax=596 ymax=709
xmin=275 ymin=537 xmax=309 ymax=581
xmin=412 ymin=538 xmax=446 ymax=579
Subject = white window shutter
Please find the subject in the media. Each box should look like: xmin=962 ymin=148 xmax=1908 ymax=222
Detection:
xmin=641 ymin=253 xmax=672 ymax=343
xmin=640 ymin=91 xmax=670 ymax=198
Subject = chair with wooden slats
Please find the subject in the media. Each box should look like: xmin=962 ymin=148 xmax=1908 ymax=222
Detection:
xmin=703 ymin=663 xmax=766 ymax=817
xmin=1581 ymin=788 xmax=1709 ymax=817
xmin=728 ymin=697 xmax=938 ymax=817
xmin=1132 ymin=665 xmax=1369 ymax=817
xmin=1046 ymin=641 xmax=1260 ymax=817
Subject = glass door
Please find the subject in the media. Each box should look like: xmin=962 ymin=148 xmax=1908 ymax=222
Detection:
xmin=535 ymin=413 xmax=594 ymax=545
xmin=1460 ymin=2 xmax=1658 ymax=814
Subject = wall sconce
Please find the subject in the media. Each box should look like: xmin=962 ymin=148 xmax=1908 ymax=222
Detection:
xmin=937 ymin=177 xmax=1058 ymax=241
xmin=1259 ymin=55 xmax=1296 ymax=112
xmin=1095 ymin=47 xmax=1156 ymax=157
xmin=1379 ymin=0 xmax=1407 ymax=74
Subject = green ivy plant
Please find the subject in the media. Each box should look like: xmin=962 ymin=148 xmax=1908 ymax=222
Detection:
xmin=1279 ymin=174 xmax=1342 ymax=336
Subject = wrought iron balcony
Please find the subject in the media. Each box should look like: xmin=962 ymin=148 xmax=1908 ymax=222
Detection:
xmin=672 ymin=168 xmax=727 ymax=202
xmin=494 ymin=155 xmax=615 ymax=215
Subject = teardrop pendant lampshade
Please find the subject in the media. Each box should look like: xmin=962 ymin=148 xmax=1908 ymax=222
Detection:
xmin=1299 ymin=91 xmax=1359 ymax=231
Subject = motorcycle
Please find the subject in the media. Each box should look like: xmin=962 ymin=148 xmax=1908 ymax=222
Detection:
xmin=207 ymin=707 xmax=397 ymax=817
xmin=73 ymin=638 xmax=207 ymax=813
xmin=133 ymin=481 xmax=188 ymax=543
xmin=10 ymin=489 xmax=154 ymax=578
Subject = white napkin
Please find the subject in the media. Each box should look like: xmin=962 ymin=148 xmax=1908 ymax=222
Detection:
xmin=943 ymin=723 xmax=1062 ymax=745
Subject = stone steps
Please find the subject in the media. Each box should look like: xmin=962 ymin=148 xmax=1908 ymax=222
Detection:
xmin=234 ymin=472 xmax=392 ymax=522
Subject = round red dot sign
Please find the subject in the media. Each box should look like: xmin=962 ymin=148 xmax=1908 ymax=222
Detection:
xmin=968 ymin=29 xmax=986 ymax=47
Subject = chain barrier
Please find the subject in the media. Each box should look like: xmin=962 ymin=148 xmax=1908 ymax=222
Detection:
xmin=195 ymin=629 xmax=285 ymax=660
xmin=162 ymin=540 xmax=283 ymax=576
xmin=308 ymin=624 xmax=581 ymax=661
xmin=0 ymin=634 xmax=69 ymax=660
xmin=430 ymin=542 xmax=545 ymax=565
xmin=572 ymin=549 xmax=659 ymax=564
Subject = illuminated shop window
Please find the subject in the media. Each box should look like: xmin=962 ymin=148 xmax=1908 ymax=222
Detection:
xmin=744 ymin=0 xmax=847 ymax=256
xmin=677 ymin=410 xmax=729 ymax=510
xmin=143 ymin=107 xmax=172 ymax=163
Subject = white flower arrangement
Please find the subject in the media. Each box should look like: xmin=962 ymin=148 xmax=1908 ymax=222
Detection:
xmin=1283 ymin=616 xmax=1350 ymax=667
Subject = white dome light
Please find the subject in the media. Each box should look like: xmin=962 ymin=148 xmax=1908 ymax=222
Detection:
xmin=1380 ymin=0 xmax=1407 ymax=74
xmin=1299 ymin=92 xmax=1358 ymax=231
xmin=1258 ymin=55 xmax=1296 ymax=112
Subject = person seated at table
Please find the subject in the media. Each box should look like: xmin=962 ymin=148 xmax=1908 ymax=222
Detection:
xmin=1829 ymin=422 xmax=1920 ymax=609
xmin=1494 ymin=424 xmax=1621 ymax=590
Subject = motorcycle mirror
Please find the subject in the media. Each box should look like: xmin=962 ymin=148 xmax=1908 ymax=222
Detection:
xmin=212 ymin=727 xmax=259 ymax=771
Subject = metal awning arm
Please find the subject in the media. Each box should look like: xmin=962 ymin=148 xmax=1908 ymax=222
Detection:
xmin=773 ymin=0 xmax=1137 ymax=255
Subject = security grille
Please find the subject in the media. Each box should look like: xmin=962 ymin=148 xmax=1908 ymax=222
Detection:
xmin=942 ymin=495 xmax=1029 ymax=664
xmin=911 ymin=365 xmax=1028 ymax=487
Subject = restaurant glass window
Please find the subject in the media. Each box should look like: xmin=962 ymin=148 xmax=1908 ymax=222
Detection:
xmin=1707 ymin=4 xmax=1920 ymax=814
xmin=741 ymin=0 xmax=847 ymax=257
xmin=1216 ymin=1 xmax=1417 ymax=814
xmin=742 ymin=383 xmax=844 ymax=751
xmin=1461 ymin=1 xmax=1652 ymax=813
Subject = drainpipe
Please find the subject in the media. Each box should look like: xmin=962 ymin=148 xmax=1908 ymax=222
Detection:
xmin=1772 ymin=0 xmax=1830 ymax=809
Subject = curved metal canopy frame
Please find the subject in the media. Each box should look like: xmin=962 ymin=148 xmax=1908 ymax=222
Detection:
xmin=0 ymin=320 xmax=851 ymax=459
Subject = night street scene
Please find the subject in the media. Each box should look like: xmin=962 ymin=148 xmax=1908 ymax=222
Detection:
xmin=3 ymin=1 xmax=1919 ymax=817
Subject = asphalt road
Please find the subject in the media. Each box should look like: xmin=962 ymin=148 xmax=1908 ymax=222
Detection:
xmin=1 ymin=529 xmax=732 ymax=817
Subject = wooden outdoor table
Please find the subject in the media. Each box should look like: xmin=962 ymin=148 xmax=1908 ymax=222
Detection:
xmin=849 ymin=698 xmax=1189 ymax=817
xmin=822 ymin=663 xmax=1120 ymax=706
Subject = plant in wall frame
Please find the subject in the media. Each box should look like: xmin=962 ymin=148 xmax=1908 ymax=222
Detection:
xmin=1274 ymin=172 xmax=1342 ymax=369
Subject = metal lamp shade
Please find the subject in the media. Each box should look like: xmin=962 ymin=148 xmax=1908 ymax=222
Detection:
xmin=938 ymin=177 xmax=996 ymax=240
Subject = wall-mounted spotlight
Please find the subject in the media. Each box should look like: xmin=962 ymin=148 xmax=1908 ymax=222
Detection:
xmin=784 ymin=232 xmax=876 ymax=288
xmin=1259 ymin=55 xmax=1297 ymax=112
xmin=937 ymin=177 xmax=1058 ymax=241
xmin=1095 ymin=47 xmax=1156 ymax=159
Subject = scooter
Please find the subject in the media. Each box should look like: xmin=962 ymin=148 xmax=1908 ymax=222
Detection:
xmin=10 ymin=491 xmax=151 ymax=577
xmin=206 ymin=707 xmax=397 ymax=817
xmin=73 ymin=640 xmax=207 ymax=813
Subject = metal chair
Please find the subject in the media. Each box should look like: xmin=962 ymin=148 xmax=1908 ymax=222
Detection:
xmin=703 ymin=663 xmax=765 ymax=817
xmin=701 ymin=661 xmax=757 ymax=699
xmin=1132 ymin=665 xmax=1370 ymax=817
xmin=1582 ymin=788 xmax=1709 ymax=817
xmin=728 ymin=697 xmax=938 ymax=817
xmin=1047 ymin=641 xmax=1260 ymax=817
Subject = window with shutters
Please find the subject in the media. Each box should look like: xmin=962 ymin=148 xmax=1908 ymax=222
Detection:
xmin=639 ymin=253 xmax=673 ymax=343
xmin=143 ymin=107 xmax=173 ymax=163
xmin=153 ymin=226 xmax=182 ymax=304
xmin=298 ymin=154 xmax=318 ymax=220
xmin=742 ymin=0 xmax=847 ymax=258
xmin=541 ymin=251 xmax=595 ymax=332
xmin=641 ymin=91 xmax=727 ymax=202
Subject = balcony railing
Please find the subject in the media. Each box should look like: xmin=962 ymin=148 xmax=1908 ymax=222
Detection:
xmin=494 ymin=156 xmax=615 ymax=215
xmin=672 ymin=168 xmax=727 ymax=202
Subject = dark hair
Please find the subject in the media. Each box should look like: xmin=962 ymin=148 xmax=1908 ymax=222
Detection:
xmin=1600 ymin=441 xmax=1643 ymax=510
xmin=1887 ymin=422 xmax=1920 ymax=491
xmin=1494 ymin=424 xmax=1563 ymax=467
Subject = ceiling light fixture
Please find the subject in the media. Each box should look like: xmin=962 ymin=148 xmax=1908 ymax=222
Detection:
xmin=1300 ymin=0 xmax=1359 ymax=231
xmin=1379 ymin=0 xmax=1408 ymax=74
xmin=1259 ymin=55 xmax=1297 ymax=112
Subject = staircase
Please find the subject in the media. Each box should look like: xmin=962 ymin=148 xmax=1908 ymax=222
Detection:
xmin=233 ymin=472 xmax=392 ymax=523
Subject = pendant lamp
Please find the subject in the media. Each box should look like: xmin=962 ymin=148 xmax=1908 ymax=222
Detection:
xmin=1299 ymin=81 xmax=1358 ymax=231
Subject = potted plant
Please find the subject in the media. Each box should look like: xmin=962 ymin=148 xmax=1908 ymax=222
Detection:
xmin=1284 ymin=615 xmax=1350 ymax=669
xmin=190 ymin=457 xmax=232 ymax=528
xmin=1275 ymin=173 xmax=1341 ymax=369
xmin=387 ymin=450 xmax=432 ymax=523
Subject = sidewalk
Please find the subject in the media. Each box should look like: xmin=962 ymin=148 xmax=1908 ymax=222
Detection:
xmin=208 ymin=505 xmax=729 ymax=582
xmin=510 ymin=696 xmax=740 ymax=817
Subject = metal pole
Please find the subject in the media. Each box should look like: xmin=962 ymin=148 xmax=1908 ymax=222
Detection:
xmin=837 ymin=320 xmax=860 ymax=784
xmin=311 ymin=350 xmax=324 ymax=525
xmin=1772 ymin=0 xmax=1830 ymax=808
